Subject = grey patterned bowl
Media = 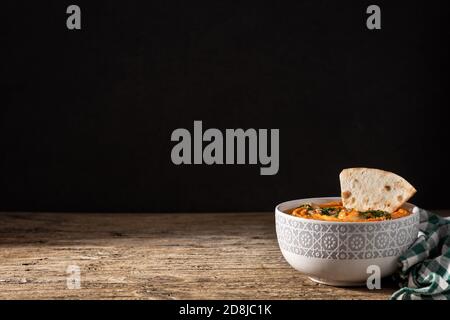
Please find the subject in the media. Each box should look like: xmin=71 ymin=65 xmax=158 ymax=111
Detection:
xmin=275 ymin=197 xmax=420 ymax=286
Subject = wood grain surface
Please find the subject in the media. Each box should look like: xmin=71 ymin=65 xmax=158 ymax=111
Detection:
xmin=0 ymin=211 xmax=448 ymax=300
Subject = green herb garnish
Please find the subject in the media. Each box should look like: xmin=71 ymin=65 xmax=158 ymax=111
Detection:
xmin=359 ymin=210 xmax=392 ymax=219
xmin=320 ymin=207 xmax=340 ymax=217
xmin=295 ymin=204 xmax=314 ymax=215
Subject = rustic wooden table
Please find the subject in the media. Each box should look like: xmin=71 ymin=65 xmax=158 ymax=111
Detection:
xmin=0 ymin=211 xmax=448 ymax=300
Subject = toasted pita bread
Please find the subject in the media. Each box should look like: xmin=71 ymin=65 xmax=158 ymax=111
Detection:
xmin=339 ymin=168 xmax=416 ymax=213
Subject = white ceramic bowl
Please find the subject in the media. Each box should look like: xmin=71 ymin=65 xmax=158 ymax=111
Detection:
xmin=275 ymin=197 xmax=420 ymax=286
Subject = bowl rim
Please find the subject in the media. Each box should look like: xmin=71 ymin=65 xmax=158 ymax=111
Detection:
xmin=275 ymin=196 xmax=419 ymax=225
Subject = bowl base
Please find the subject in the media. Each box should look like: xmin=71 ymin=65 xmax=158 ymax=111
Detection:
xmin=308 ymin=276 xmax=366 ymax=287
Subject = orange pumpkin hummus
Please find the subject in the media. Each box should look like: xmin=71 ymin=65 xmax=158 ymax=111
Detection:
xmin=288 ymin=201 xmax=410 ymax=222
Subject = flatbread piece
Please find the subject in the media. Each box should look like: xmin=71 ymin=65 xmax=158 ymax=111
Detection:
xmin=339 ymin=168 xmax=416 ymax=213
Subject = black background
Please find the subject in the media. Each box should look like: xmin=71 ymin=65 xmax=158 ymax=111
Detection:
xmin=1 ymin=1 xmax=449 ymax=212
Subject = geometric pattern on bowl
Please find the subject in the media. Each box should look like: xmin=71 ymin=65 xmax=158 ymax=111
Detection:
xmin=276 ymin=212 xmax=420 ymax=260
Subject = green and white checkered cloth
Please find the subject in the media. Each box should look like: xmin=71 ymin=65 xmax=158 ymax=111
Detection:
xmin=391 ymin=207 xmax=450 ymax=300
